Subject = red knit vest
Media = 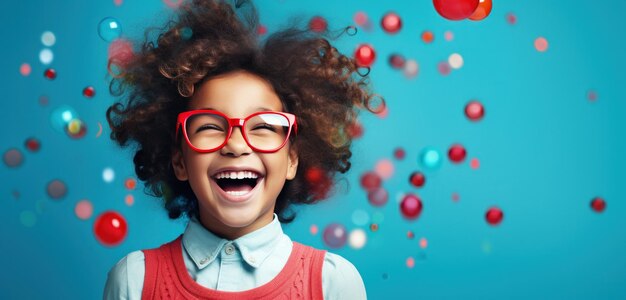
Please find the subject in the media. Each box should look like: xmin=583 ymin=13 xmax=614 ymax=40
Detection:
xmin=141 ymin=235 xmax=326 ymax=300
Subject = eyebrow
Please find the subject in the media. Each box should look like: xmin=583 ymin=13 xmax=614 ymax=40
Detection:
xmin=197 ymin=106 xmax=276 ymax=112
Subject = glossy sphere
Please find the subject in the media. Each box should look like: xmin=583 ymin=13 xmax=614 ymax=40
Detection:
xmin=25 ymin=137 xmax=41 ymax=152
xmin=409 ymin=172 xmax=426 ymax=187
xmin=83 ymin=86 xmax=95 ymax=98
xmin=400 ymin=194 xmax=423 ymax=220
xmin=419 ymin=147 xmax=442 ymax=169
xmin=322 ymin=223 xmax=348 ymax=248
xmin=465 ymin=100 xmax=485 ymax=121
xmin=360 ymin=171 xmax=382 ymax=191
xmin=433 ymin=0 xmax=480 ymax=21
xmin=355 ymin=44 xmax=376 ymax=67
xmin=94 ymin=211 xmax=128 ymax=246
xmin=44 ymin=68 xmax=56 ymax=80
xmin=66 ymin=119 xmax=87 ymax=139
xmin=485 ymin=207 xmax=503 ymax=225
xmin=98 ymin=17 xmax=122 ymax=42
xmin=421 ymin=31 xmax=434 ymax=43
xmin=381 ymin=12 xmax=402 ymax=34
xmin=394 ymin=147 xmax=406 ymax=160
xmin=590 ymin=197 xmax=606 ymax=213
xmin=309 ymin=16 xmax=328 ymax=33
xmin=469 ymin=0 xmax=493 ymax=21
xmin=389 ymin=54 xmax=405 ymax=69
xmin=448 ymin=144 xmax=467 ymax=163
xmin=367 ymin=187 xmax=389 ymax=207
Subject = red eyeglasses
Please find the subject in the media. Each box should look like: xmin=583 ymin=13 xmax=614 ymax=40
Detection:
xmin=176 ymin=110 xmax=297 ymax=153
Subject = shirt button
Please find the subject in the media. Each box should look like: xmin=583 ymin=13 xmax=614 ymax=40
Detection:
xmin=248 ymin=256 xmax=256 ymax=263
xmin=200 ymin=257 xmax=209 ymax=264
xmin=225 ymin=244 xmax=235 ymax=255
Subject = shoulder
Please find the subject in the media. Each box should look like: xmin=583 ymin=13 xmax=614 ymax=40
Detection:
xmin=321 ymin=251 xmax=367 ymax=300
xmin=103 ymin=251 xmax=145 ymax=300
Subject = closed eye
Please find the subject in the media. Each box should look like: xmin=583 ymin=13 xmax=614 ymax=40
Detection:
xmin=195 ymin=124 xmax=224 ymax=133
xmin=252 ymin=123 xmax=277 ymax=132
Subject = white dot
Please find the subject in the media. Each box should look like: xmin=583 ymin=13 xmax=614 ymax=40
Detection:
xmin=103 ymin=168 xmax=115 ymax=183
xmin=403 ymin=59 xmax=419 ymax=78
xmin=41 ymin=31 xmax=56 ymax=47
xmin=348 ymin=229 xmax=367 ymax=249
xmin=39 ymin=49 xmax=54 ymax=65
xmin=448 ymin=53 xmax=464 ymax=69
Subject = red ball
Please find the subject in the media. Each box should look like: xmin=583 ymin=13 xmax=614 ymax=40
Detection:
xmin=469 ymin=0 xmax=493 ymax=21
xmin=360 ymin=171 xmax=382 ymax=191
xmin=44 ymin=68 xmax=56 ymax=80
xmin=448 ymin=144 xmax=467 ymax=163
xmin=433 ymin=0 xmax=480 ymax=21
xmin=94 ymin=211 xmax=128 ymax=246
xmin=388 ymin=54 xmax=405 ymax=69
xmin=465 ymin=100 xmax=485 ymax=121
xmin=83 ymin=86 xmax=95 ymax=98
xmin=355 ymin=44 xmax=376 ymax=67
xmin=590 ymin=197 xmax=606 ymax=213
xmin=306 ymin=166 xmax=324 ymax=183
xmin=367 ymin=187 xmax=389 ymax=207
xmin=25 ymin=137 xmax=41 ymax=152
xmin=409 ymin=172 xmax=426 ymax=188
xmin=394 ymin=147 xmax=406 ymax=160
xmin=485 ymin=207 xmax=503 ymax=225
xmin=346 ymin=120 xmax=364 ymax=138
xmin=381 ymin=12 xmax=402 ymax=34
xmin=400 ymin=194 xmax=423 ymax=220
xmin=309 ymin=16 xmax=328 ymax=33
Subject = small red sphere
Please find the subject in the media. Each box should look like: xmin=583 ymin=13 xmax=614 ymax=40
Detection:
xmin=407 ymin=230 xmax=414 ymax=239
xmin=257 ymin=24 xmax=267 ymax=35
xmin=394 ymin=147 xmax=406 ymax=160
xmin=433 ymin=0 xmax=480 ymax=21
xmin=360 ymin=171 xmax=382 ymax=191
xmin=309 ymin=16 xmax=328 ymax=33
xmin=306 ymin=167 xmax=324 ymax=183
xmin=590 ymin=197 xmax=606 ymax=213
xmin=421 ymin=31 xmax=434 ymax=43
xmin=44 ymin=68 xmax=56 ymax=80
xmin=367 ymin=187 xmax=389 ymax=207
xmin=381 ymin=12 xmax=402 ymax=34
xmin=409 ymin=172 xmax=426 ymax=188
xmin=465 ymin=100 xmax=485 ymax=121
xmin=485 ymin=207 xmax=503 ymax=225
xmin=25 ymin=137 xmax=41 ymax=152
xmin=83 ymin=86 xmax=95 ymax=98
xmin=355 ymin=44 xmax=376 ymax=67
xmin=388 ymin=54 xmax=405 ymax=69
xmin=448 ymin=144 xmax=467 ymax=163
xmin=469 ymin=0 xmax=493 ymax=21
xmin=400 ymin=194 xmax=423 ymax=220
xmin=347 ymin=120 xmax=364 ymax=138
xmin=94 ymin=211 xmax=128 ymax=246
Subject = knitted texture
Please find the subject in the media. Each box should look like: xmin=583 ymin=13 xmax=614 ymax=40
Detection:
xmin=141 ymin=235 xmax=326 ymax=300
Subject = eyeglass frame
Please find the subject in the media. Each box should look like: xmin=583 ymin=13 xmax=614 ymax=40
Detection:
xmin=175 ymin=109 xmax=298 ymax=153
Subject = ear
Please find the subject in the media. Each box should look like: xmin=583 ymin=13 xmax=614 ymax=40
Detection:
xmin=285 ymin=147 xmax=299 ymax=180
xmin=171 ymin=149 xmax=189 ymax=181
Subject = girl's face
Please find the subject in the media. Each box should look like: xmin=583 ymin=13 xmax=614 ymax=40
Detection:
xmin=171 ymin=70 xmax=298 ymax=240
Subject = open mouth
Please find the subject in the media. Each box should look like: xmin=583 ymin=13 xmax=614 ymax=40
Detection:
xmin=213 ymin=170 xmax=261 ymax=196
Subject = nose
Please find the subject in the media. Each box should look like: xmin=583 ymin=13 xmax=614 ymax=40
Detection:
xmin=220 ymin=126 xmax=252 ymax=156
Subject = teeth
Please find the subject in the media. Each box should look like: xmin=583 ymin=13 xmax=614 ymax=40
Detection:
xmin=226 ymin=190 xmax=248 ymax=196
xmin=214 ymin=171 xmax=259 ymax=179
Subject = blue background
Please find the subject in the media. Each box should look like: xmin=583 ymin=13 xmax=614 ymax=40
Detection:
xmin=1 ymin=0 xmax=625 ymax=299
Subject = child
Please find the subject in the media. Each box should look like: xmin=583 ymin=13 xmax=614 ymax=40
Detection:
xmin=103 ymin=0 xmax=382 ymax=299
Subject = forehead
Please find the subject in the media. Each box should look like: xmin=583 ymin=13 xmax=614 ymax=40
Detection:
xmin=189 ymin=71 xmax=283 ymax=115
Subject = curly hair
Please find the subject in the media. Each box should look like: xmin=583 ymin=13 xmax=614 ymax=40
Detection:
xmin=106 ymin=0 xmax=383 ymax=223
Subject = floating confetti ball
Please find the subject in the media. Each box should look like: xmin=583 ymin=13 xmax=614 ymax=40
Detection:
xmin=103 ymin=167 xmax=115 ymax=183
xmin=83 ymin=86 xmax=95 ymax=98
xmin=98 ymin=17 xmax=122 ymax=42
xmin=407 ymin=230 xmax=414 ymax=239
xmin=94 ymin=211 xmax=128 ymax=246
xmin=389 ymin=54 xmax=405 ymax=69
xmin=421 ymin=30 xmax=434 ymax=43
xmin=347 ymin=120 xmax=364 ymax=138
xmin=437 ymin=61 xmax=451 ymax=75
xmin=444 ymin=30 xmax=454 ymax=41
xmin=433 ymin=0 xmax=480 ymax=21
xmin=125 ymin=194 xmax=134 ymax=206
xmin=418 ymin=147 xmax=443 ymax=170
xmin=75 ymin=199 xmax=94 ymax=220
xmin=310 ymin=224 xmax=318 ymax=235
xmin=448 ymin=144 xmax=467 ymax=163
xmin=44 ymin=68 xmax=56 ymax=80
xmin=114 ymin=0 xmax=123 ymax=6
xmin=39 ymin=49 xmax=54 ymax=65
xmin=348 ymin=229 xmax=367 ymax=249
xmin=41 ymin=31 xmax=56 ymax=46
xmin=394 ymin=148 xmax=406 ymax=160
xmin=409 ymin=172 xmax=426 ymax=188
xmin=360 ymin=171 xmax=382 ymax=191
xmin=309 ymin=16 xmax=327 ymax=33
xmin=406 ymin=257 xmax=415 ymax=268
xmin=125 ymin=178 xmax=137 ymax=190
xmin=368 ymin=187 xmax=389 ymax=207
xmin=587 ymin=90 xmax=598 ymax=102
xmin=485 ymin=206 xmax=503 ymax=225
xmin=257 ymin=24 xmax=267 ymax=35
xmin=403 ymin=59 xmax=419 ymax=78
xmin=354 ymin=44 xmax=376 ymax=67
xmin=448 ymin=53 xmax=464 ymax=69
xmin=370 ymin=223 xmax=379 ymax=232
xmin=354 ymin=11 xmax=372 ymax=31
xmin=50 ymin=105 xmax=78 ymax=133
xmin=419 ymin=237 xmax=428 ymax=249
xmin=381 ymin=12 xmax=402 ymax=34
xmin=352 ymin=209 xmax=370 ymax=226
xmin=506 ymin=12 xmax=517 ymax=25
xmin=452 ymin=192 xmax=460 ymax=202
xmin=590 ymin=197 xmax=606 ymax=213
xmin=47 ymin=179 xmax=67 ymax=199
xmin=322 ymin=223 xmax=348 ymax=248
xmin=534 ymin=37 xmax=548 ymax=52
xmin=400 ymin=194 xmax=423 ymax=220
xmin=470 ymin=158 xmax=480 ymax=169
xmin=25 ymin=137 xmax=41 ymax=152
xmin=66 ymin=119 xmax=87 ymax=139
xmin=465 ymin=100 xmax=485 ymax=121
xmin=375 ymin=159 xmax=394 ymax=179
xmin=469 ymin=0 xmax=493 ymax=21
xmin=20 ymin=63 xmax=31 ymax=76
xmin=3 ymin=148 xmax=24 ymax=168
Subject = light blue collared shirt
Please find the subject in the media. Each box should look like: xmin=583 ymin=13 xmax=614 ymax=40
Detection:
xmin=103 ymin=214 xmax=366 ymax=299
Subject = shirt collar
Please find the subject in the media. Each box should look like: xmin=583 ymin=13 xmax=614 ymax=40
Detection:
xmin=182 ymin=214 xmax=284 ymax=269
